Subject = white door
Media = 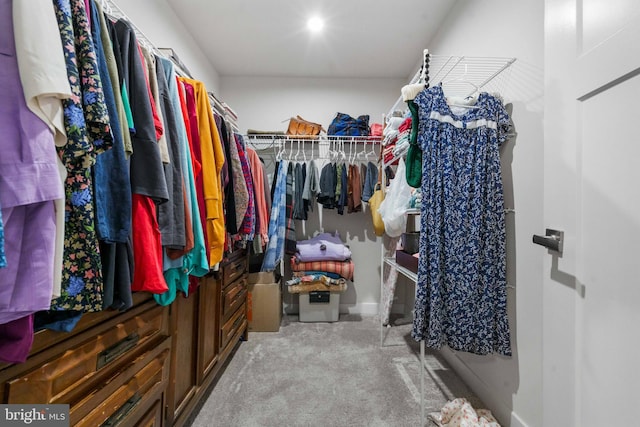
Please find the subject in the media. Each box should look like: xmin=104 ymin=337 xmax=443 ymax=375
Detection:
xmin=543 ymin=1 xmax=640 ymax=426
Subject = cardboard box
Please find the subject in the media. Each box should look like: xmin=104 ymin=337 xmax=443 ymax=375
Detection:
xmin=247 ymin=272 xmax=282 ymax=332
xmin=299 ymin=291 xmax=340 ymax=322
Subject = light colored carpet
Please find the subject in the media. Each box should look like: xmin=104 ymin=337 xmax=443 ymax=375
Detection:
xmin=189 ymin=314 xmax=482 ymax=427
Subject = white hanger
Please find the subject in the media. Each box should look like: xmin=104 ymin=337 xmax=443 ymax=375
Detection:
xmin=441 ymin=64 xmax=481 ymax=109
xmin=338 ymin=139 xmax=346 ymax=162
xmin=358 ymin=139 xmax=368 ymax=161
xmin=294 ymin=139 xmax=301 ymax=162
xmin=302 ymin=139 xmax=307 ymax=163
xmin=348 ymin=138 xmax=356 ymax=164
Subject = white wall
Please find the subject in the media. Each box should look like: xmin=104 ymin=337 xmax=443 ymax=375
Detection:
xmin=425 ymin=1 xmax=544 ymax=427
xmin=221 ymin=76 xmax=404 ymax=314
xmin=221 ymin=76 xmax=403 ymax=134
xmin=113 ymin=0 xmax=221 ymax=93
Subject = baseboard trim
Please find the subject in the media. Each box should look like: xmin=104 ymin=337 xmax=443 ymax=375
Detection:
xmin=340 ymin=302 xmax=378 ymax=315
xmin=438 ymin=348 xmax=527 ymax=427
xmin=510 ymin=411 xmax=528 ymax=427
xmin=283 ymin=302 xmax=379 ymax=316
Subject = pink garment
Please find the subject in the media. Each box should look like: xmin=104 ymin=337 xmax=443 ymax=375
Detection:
xmin=398 ymin=117 xmax=412 ymax=133
xmin=246 ymin=147 xmax=269 ymax=246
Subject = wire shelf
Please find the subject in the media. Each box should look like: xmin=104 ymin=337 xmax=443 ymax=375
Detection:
xmin=387 ymin=53 xmax=516 ymax=118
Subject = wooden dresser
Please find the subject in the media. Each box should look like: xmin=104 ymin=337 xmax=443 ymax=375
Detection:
xmin=0 ymin=249 xmax=248 ymax=427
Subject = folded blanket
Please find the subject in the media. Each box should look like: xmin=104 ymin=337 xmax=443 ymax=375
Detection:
xmin=290 ymin=257 xmax=354 ymax=281
xmin=293 ymin=271 xmax=341 ymax=279
xmin=296 ymin=232 xmax=351 ymax=262
xmin=288 ymin=280 xmax=348 ymax=294
xmin=286 ymin=274 xmax=347 ymax=287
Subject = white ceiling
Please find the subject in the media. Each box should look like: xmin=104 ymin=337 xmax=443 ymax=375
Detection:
xmin=165 ymin=0 xmax=458 ymax=79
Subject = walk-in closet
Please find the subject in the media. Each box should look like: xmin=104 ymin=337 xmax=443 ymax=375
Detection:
xmin=1 ymin=1 xmax=638 ymax=426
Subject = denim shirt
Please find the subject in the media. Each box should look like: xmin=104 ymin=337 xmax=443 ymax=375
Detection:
xmin=90 ymin=0 xmax=131 ymax=243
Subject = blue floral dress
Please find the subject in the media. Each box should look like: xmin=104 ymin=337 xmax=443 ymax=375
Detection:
xmin=51 ymin=0 xmax=112 ymax=312
xmin=412 ymin=85 xmax=512 ymax=356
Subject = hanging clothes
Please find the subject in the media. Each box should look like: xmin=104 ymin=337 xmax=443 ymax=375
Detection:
xmin=179 ymin=78 xmax=226 ymax=267
xmin=337 ymin=163 xmax=348 ymax=215
xmin=246 ymin=147 xmax=269 ymax=247
xmin=0 ymin=205 xmax=5 ymax=269
xmin=51 ymin=0 xmax=113 ymax=312
xmin=180 ymin=80 xmax=209 ymax=253
xmin=155 ymin=58 xmax=186 ymax=251
xmin=317 ymin=163 xmax=336 ymax=209
xmin=89 ymin=0 xmax=131 ymax=246
xmin=412 ymin=84 xmax=512 ymax=356
xmin=284 ymin=163 xmax=297 ymax=254
xmin=302 ymin=159 xmax=320 ymax=212
xmin=261 ymin=160 xmax=288 ymax=272
xmin=140 ymin=47 xmax=169 ymax=163
xmin=347 ymin=164 xmax=362 ymax=213
xmin=88 ymin=0 xmax=134 ymax=311
xmin=293 ymin=163 xmax=306 ymax=220
xmin=219 ymin=118 xmax=238 ymax=237
xmin=108 ymin=18 xmax=168 ymax=295
xmin=14 ymin=0 xmax=71 ymax=300
xmin=362 ymin=161 xmax=378 ymax=202
xmin=155 ymin=58 xmax=209 ymax=305
xmin=235 ymin=134 xmax=256 ymax=241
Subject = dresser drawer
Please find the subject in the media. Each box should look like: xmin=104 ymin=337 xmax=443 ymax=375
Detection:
xmin=221 ymin=251 xmax=247 ymax=286
xmin=219 ymin=303 xmax=246 ymax=352
xmin=73 ymin=337 xmax=171 ymax=427
xmin=134 ymin=397 xmax=163 ymax=427
xmin=222 ymin=276 xmax=247 ymax=323
xmin=6 ymin=304 xmax=168 ymax=405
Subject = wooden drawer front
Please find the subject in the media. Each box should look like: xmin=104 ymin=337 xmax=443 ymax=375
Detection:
xmin=135 ymin=398 xmax=163 ymax=427
xmin=222 ymin=276 xmax=247 ymax=323
xmin=220 ymin=303 xmax=246 ymax=352
xmin=222 ymin=253 xmax=247 ymax=286
xmin=73 ymin=338 xmax=170 ymax=427
xmin=6 ymin=304 xmax=167 ymax=405
xmin=29 ymin=293 xmax=154 ymax=358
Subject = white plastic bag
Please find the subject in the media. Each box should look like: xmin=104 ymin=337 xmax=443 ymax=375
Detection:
xmin=377 ymin=159 xmax=412 ymax=237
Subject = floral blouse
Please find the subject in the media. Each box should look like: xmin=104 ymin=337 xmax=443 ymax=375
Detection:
xmin=51 ymin=0 xmax=112 ymax=312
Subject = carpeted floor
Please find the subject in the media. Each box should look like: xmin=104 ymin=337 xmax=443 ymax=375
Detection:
xmin=189 ymin=314 xmax=482 ymax=427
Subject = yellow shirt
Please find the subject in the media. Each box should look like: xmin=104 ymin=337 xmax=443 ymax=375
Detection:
xmin=179 ymin=78 xmax=226 ymax=266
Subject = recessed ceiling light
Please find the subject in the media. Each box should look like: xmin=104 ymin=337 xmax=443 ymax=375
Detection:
xmin=307 ymin=16 xmax=324 ymax=33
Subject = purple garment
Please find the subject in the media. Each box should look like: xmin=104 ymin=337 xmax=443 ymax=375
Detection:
xmin=0 ymin=203 xmax=57 ymax=324
xmin=0 ymin=314 xmax=34 ymax=364
xmin=0 ymin=0 xmax=64 ymax=210
xmin=295 ymin=232 xmax=352 ymax=262
xmin=0 ymin=0 xmax=61 ymax=324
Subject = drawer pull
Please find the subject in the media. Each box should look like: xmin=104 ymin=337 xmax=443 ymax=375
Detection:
xmin=97 ymin=332 xmax=139 ymax=370
xmin=101 ymin=392 xmax=141 ymax=427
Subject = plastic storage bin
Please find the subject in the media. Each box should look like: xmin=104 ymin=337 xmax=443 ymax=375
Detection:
xmin=299 ymin=291 xmax=340 ymax=322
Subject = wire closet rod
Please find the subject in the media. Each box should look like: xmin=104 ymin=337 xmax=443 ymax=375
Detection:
xmin=101 ymin=0 xmax=192 ymax=78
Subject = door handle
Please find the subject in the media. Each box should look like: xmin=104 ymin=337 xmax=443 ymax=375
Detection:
xmin=532 ymin=229 xmax=564 ymax=254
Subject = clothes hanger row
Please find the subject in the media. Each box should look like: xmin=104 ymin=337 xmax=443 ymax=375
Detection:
xmin=270 ymin=138 xmax=378 ymax=163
